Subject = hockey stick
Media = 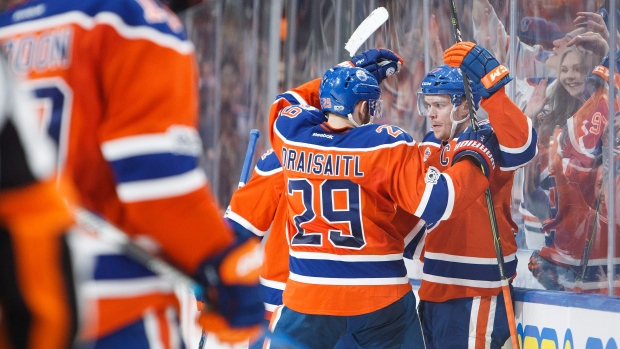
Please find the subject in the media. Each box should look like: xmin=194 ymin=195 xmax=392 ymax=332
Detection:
xmin=344 ymin=7 xmax=389 ymax=57
xmin=73 ymin=207 xmax=203 ymax=295
xmin=574 ymin=193 xmax=603 ymax=292
xmin=198 ymin=129 xmax=261 ymax=349
xmin=238 ymin=129 xmax=261 ymax=188
xmin=449 ymin=1 xmax=520 ymax=348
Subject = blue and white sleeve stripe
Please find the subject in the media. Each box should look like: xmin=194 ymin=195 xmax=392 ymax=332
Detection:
xmin=413 ymin=168 xmax=455 ymax=224
xmin=101 ymin=126 xmax=206 ymax=202
xmin=499 ymin=118 xmax=538 ymax=171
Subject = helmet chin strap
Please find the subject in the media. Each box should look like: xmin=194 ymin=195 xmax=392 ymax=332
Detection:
xmin=348 ymin=113 xmax=363 ymax=128
xmin=347 ymin=103 xmax=374 ymax=128
xmin=448 ymin=105 xmax=468 ymax=140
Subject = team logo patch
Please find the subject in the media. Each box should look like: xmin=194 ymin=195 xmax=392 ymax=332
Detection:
xmin=386 ymin=67 xmax=396 ymax=76
xmin=423 ymin=147 xmax=431 ymax=162
xmin=425 ymin=166 xmax=441 ymax=184
xmin=167 ymin=125 xmax=202 ymax=156
xmin=356 ymin=70 xmax=368 ymax=81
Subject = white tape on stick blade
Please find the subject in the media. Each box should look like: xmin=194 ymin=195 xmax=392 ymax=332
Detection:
xmin=344 ymin=7 xmax=389 ymax=57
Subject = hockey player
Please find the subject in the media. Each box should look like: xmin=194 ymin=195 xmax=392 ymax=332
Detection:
xmin=224 ymin=48 xmax=406 ymax=349
xmin=414 ymin=44 xmax=537 ymax=348
xmin=0 ymin=0 xmax=263 ymax=347
xmin=264 ymin=60 xmax=502 ymax=348
xmin=0 ymin=54 xmax=77 ymax=349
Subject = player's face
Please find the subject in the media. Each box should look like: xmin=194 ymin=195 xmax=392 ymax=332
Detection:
xmin=423 ymin=95 xmax=464 ymax=141
xmin=559 ymin=50 xmax=586 ymax=99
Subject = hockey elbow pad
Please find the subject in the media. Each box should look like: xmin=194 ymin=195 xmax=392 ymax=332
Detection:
xmin=452 ymin=124 xmax=499 ymax=178
xmin=444 ymin=42 xmax=512 ymax=98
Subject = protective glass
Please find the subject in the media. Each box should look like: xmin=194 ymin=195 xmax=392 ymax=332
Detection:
xmin=416 ymin=91 xmax=428 ymax=117
xmin=368 ymin=99 xmax=383 ymax=120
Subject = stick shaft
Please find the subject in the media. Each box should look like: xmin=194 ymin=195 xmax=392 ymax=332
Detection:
xmin=73 ymin=208 xmax=202 ymax=294
xmin=575 ymin=194 xmax=603 ymax=291
xmin=239 ymin=129 xmax=261 ymax=188
xmin=449 ymin=1 xmax=519 ymax=348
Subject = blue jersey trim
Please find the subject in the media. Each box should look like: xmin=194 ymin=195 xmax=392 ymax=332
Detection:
xmin=109 ymin=153 xmax=197 ymax=183
xmin=94 ymin=254 xmax=156 ymax=280
xmin=260 ymin=285 xmax=283 ymax=306
xmin=224 ymin=218 xmax=256 ymax=241
xmin=423 ymin=257 xmax=518 ymax=282
xmin=403 ymin=226 xmax=426 ymax=260
xmin=499 ymin=130 xmax=538 ymax=169
xmin=276 ymin=108 xmax=414 ymax=150
xmin=0 ymin=0 xmax=187 ymax=40
xmin=419 ymin=176 xmax=449 ymax=224
xmin=256 ymin=151 xmax=282 ymax=172
xmin=289 ymin=256 xmax=407 ymax=279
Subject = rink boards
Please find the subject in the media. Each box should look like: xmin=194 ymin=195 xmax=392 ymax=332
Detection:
xmin=406 ymin=254 xmax=619 ymax=349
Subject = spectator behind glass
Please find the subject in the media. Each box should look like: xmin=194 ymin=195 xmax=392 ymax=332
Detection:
xmin=527 ymin=51 xmax=619 ymax=291
xmin=521 ymin=46 xmax=599 ymax=248
xmin=531 ymin=46 xmax=599 ymax=143
xmin=473 ymin=0 xmax=588 ymax=111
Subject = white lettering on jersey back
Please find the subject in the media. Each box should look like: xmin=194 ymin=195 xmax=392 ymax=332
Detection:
xmin=3 ymin=27 xmax=72 ymax=74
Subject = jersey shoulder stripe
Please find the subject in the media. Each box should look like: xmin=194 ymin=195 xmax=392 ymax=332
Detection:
xmin=275 ymin=109 xmax=414 ymax=150
xmin=420 ymin=131 xmax=442 ymax=145
xmin=256 ymin=149 xmax=282 ymax=174
xmin=0 ymin=0 xmax=187 ymax=40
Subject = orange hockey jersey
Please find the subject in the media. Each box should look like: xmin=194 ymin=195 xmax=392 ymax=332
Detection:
xmin=0 ymin=0 xmax=234 ymax=339
xmin=225 ymin=148 xmax=287 ymax=319
xmin=417 ymin=87 xmax=537 ymax=302
xmin=227 ymin=78 xmax=424 ymax=319
xmin=268 ymin=74 xmax=491 ymax=316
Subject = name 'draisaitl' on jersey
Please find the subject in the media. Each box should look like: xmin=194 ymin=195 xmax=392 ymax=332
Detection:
xmin=281 ymin=147 xmax=364 ymax=177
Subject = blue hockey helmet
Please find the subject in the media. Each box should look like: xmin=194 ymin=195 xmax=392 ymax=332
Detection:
xmin=417 ymin=64 xmax=480 ymax=117
xmin=319 ymin=66 xmax=382 ymax=126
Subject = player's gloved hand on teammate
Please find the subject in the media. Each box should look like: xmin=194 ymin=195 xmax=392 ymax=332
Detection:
xmin=196 ymin=237 xmax=264 ymax=343
xmin=443 ymin=42 xmax=512 ymax=98
xmin=452 ymin=121 xmax=499 ymax=178
xmin=339 ymin=48 xmax=403 ymax=84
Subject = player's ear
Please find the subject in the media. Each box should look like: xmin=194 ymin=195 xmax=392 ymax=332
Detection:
xmin=458 ymin=99 xmax=469 ymax=120
xmin=360 ymin=100 xmax=368 ymax=114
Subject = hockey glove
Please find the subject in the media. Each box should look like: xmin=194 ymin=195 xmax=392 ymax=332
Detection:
xmin=443 ymin=42 xmax=512 ymax=98
xmin=452 ymin=122 xmax=499 ymax=178
xmin=339 ymin=48 xmax=403 ymax=84
xmin=196 ymin=237 xmax=264 ymax=343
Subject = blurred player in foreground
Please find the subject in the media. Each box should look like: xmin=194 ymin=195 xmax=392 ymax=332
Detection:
xmin=0 ymin=0 xmax=263 ymax=347
xmin=0 ymin=54 xmax=77 ymax=349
